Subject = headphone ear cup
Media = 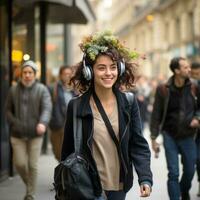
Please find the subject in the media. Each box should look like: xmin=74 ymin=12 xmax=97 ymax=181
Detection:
xmin=82 ymin=54 xmax=93 ymax=81
xmin=82 ymin=63 xmax=93 ymax=81
xmin=118 ymin=61 xmax=125 ymax=77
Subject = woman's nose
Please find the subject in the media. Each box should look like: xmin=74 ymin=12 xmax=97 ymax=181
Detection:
xmin=105 ymin=68 xmax=111 ymax=75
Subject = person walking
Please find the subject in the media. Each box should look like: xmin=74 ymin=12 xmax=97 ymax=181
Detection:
xmin=49 ymin=66 xmax=75 ymax=161
xmin=61 ymin=30 xmax=153 ymax=200
xmin=150 ymin=57 xmax=200 ymax=200
xmin=191 ymin=61 xmax=200 ymax=196
xmin=6 ymin=60 xmax=52 ymax=200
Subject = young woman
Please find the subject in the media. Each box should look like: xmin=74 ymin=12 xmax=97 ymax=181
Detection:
xmin=61 ymin=31 xmax=152 ymax=200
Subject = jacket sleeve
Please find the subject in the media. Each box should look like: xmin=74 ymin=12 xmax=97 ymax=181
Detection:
xmin=39 ymin=85 xmax=52 ymax=125
xmin=61 ymin=99 xmax=74 ymax=161
xmin=194 ymin=84 xmax=200 ymax=119
xmin=129 ymin=96 xmax=153 ymax=186
xmin=6 ymin=86 xmax=22 ymax=127
xmin=150 ymin=85 xmax=165 ymax=140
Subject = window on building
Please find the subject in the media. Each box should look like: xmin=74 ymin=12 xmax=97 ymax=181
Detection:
xmin=175 ymin=17 xmax=181 ymax=44
xmin=164 ymin=21 xmax=169 ymax=48
xmin=188 ymin=12 xmax=194 ymax=40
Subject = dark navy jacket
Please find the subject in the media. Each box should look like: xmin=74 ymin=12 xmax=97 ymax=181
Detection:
xmin=150 ymin=76 xmax=200 ymax=140
xmin=61 ymin=88 xmax=152 ymax=195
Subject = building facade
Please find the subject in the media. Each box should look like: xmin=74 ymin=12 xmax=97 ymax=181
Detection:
xmin=130 ymin=0 xmax=200 ymax=77
xmin=93 ymin=0 xmax=200 ymax=77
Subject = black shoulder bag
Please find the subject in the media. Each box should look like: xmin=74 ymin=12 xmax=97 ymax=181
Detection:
xmin=53 ymin=99 xmax=96 ymax=200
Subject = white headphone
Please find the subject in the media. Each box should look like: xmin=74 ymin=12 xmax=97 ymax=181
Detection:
xmin=82 ymin=54 xmax=93 ymax=81
xmin=82 ymin=54 xmax=126 ymax=81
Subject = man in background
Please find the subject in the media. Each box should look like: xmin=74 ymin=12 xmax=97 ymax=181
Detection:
xmin=6 ymin=60 xmax=52 ymax=200
xmin=150 ymin=57 xmax=200 ymax=200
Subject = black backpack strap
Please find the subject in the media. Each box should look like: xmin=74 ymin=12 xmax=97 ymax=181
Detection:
xmin=73 ymin=98 xmax=82 ymax=153
xmin=124 ymin=92 xmax=134 ymax=109
xmin=159 ymin=84 xmax=168 ymax=97
xmin=92 ymin=91 xmax=128 ymax=174
xmin=92 ymin=91 xmax=121 ymax=157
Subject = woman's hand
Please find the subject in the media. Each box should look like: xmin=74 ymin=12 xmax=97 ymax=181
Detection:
xmin=140 ymin=183 xmax=151 ymax=197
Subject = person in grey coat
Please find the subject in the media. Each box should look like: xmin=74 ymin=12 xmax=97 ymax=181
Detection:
xmin=6 ymin=60 xmax=52 ymax=200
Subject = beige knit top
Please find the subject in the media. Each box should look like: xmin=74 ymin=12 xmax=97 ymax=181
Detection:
xmin=90 ymin=98 xmax=123 ymax=191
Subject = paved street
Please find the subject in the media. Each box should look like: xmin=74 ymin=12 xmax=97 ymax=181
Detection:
xmin=0 ymin=127 xmax=200 ymax=200
xmin=127 ymin=127 xmax=200 ymax=200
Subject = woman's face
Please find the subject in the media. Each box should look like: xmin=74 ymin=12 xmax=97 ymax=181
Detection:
xmin=93 ymin=55 xmax=118 ymax=90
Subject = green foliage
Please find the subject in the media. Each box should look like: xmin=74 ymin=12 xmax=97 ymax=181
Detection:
xmin=80 ymin=30 xmax=139 ymax=61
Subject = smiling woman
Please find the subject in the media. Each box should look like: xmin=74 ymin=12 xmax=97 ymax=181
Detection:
xmin=72 ymin=31 xmax=140 ymax=93
xmin=59 ymin=30 xmax=153 ymax=200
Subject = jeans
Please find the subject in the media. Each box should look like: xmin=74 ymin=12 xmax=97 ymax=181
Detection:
xmin=196 ymin=133 xmax=200 ymax=181
xmin=11 ymin=136 xmax=43 ymax=197
xmin=105 ymin=190 xmax=126 ymax=200
xmin=163 ymin=132 xmax=197 ymax=200
xmin=95 ymin=190 xmax=126 ymax=200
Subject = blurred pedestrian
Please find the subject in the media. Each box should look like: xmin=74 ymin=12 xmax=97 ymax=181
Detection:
xmin=191 ymin=61 xmax=200 ymax=197
xmin=150 ymin=57 xmax=200 ymax=200
xmin=61 ymin=30 xmax=152 ymax=200
xmin=49 ymin=66 xmax=75 ymax=161
xmin=6 ymin=60 xmax=52 ymax=200
xmin=134 ymin=76 xmax=151 ymax=129
xmin=191 ymin=62 xmax=200 ymax=82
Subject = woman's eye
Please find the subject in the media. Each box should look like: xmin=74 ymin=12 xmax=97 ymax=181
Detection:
xmin=111 ymin=65 xmax=117 ymax=70
xmin=98 ymin=67 xmax=105 ymax=71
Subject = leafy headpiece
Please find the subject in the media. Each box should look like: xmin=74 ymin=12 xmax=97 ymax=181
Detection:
xmin=79 ymin=30 xmax=139 ymax=61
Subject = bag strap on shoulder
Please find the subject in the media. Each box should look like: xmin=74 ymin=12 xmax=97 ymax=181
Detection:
xmin=124 ymin=92 xmax=134 ymax=109
xmin=159 ymin=84 xmax=168 ymax=97
xmin=73 ymin=98 xmax=82 ymax=153
xmin=92 ymin=91 xmax=121 ymax=158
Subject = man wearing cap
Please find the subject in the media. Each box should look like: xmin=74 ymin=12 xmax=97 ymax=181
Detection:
xmin=6 ymin=60 xmax=52 ymax=200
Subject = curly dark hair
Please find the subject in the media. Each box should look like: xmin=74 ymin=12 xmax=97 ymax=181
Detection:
xmin=71 ymin=48 xmax=138 ymax=93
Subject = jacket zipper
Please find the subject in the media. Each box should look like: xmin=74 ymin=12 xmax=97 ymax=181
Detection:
xmin=120 ymin=125 xmax=128 ymax=174
xmin=120 ymin=110 xmax=130 ymax=175
xmin=87 ymin=121 xmax=103 ymax=193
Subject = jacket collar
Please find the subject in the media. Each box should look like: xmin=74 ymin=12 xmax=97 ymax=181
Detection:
xmin=77 ymin=89 xmax=93 ymax=117
xmin=113 ymin=87 xmax=130 ymax=112
xmin=19 ymin=79 xmax=37 ymax=89
xmin=166 ymin=75 xmax=191 ymax=88
xmin=77 ymin=87 xmax=130 ymax=118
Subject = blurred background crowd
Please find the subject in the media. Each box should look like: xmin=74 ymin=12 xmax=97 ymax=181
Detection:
xmin=0 ymin=0 xmax=200 ymax=196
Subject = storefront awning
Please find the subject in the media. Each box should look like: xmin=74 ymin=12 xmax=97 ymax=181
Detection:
xmin=13 ymin=0 xmax=96 ymax=24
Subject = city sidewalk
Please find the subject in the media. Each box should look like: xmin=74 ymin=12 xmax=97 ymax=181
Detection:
xmin=0 ymin=128 xmax=200 ymax=200
xmin=0 ymin=149 xmax=58 ymax=200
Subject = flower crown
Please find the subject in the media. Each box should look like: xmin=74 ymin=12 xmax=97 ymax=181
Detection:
xmin=79 ymin=30 xmax=139 ymax=61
